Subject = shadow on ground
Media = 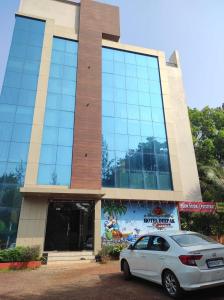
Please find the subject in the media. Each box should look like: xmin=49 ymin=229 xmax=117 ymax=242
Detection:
xmin=2 ymin=272 xmax=224 ymax=300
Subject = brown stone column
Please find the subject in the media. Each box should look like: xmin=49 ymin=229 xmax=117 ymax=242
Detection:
xmin=71 ymin=0 xmax=120 ymax=189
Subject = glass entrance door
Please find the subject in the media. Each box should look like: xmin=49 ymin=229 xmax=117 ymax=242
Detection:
xmin=44 ymin=201 xmax=94 ymax=251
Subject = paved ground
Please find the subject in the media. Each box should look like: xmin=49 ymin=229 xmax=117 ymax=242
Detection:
xmin=0 ymin=261 xmax=224 ymax=300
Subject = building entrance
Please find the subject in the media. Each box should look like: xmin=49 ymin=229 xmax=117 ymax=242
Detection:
xmin=44 ymin=201 xmax=94 ymax=251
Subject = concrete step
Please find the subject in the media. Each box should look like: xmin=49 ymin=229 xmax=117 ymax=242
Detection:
xmin=46 ymin=251 xmax=95 ymax=263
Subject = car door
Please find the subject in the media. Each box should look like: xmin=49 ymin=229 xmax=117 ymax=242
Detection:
xmin=141 ymin=235 xmax=170 ymax=284
xmin=127 ymin=236 xmax=151 ymax=276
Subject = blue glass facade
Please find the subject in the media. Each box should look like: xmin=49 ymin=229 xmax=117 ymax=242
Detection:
xmin=37 ymin=37 xmax=78 ymax=186
xmin=102 ymin=48 xmax=172 ymax=190
xmin=0 ymin=16 xmax=45 ymax=248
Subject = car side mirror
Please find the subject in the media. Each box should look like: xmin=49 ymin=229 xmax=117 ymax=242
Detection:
xmin=128 ymin=244 xmax=134 ymax=250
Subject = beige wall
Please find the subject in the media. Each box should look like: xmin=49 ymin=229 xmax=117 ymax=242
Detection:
xmin=16 ymin=198 xmax=48 ymax=251
xmin=166 ymin=51 xmax=202 ymax=201
xmin=19 ymin=0 xmax=79 ymax=33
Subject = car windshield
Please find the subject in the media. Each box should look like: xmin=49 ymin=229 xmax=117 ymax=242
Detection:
xmin=171 ymin=233 xmax=218 ymax=247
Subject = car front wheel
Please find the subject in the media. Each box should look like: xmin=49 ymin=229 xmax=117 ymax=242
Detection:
xmin=122 ymin=260 xmax=132 ymax=281
xmin=162 ymin=270 xmax=182 ymax=299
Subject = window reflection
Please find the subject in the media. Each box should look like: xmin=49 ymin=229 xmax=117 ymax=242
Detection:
xmin=102 ymin=48 xmax=172 ymax=190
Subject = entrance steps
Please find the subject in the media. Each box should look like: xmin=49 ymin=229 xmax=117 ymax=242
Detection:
xmin=46 ymin=251 xmax=95 ymax=264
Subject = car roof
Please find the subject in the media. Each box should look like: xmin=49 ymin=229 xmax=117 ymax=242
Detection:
xmin=143 ymin=230 xmax=197 ymax=237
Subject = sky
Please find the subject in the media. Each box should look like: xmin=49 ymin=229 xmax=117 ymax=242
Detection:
xmin=0 ymin=0 xmax=224 ymax=109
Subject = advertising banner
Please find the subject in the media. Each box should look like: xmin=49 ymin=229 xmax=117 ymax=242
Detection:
xmin=178 ymin=201 xmax=216 ymax=213
xmin=216 ymin=203 xmax=224 ymax=213
xmin=101 ymin=201 xmax=179 ymax=245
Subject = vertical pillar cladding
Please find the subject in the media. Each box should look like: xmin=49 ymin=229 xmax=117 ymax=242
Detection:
xmin=71 ymin=0 xmax=120 ymax=189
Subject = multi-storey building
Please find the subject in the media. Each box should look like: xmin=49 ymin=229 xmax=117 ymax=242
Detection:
xmin=0 ymin=0 xmax=201 ymax=258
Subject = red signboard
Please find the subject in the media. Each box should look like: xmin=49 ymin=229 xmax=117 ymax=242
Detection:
xmin=179 ymin=202 xmax=216 ymax=213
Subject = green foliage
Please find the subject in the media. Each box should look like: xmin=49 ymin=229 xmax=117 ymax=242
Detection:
xmin=103 ymin=202 xmax=127 ymax=218
xmin=97 ymin=243 xmax=127 ymax=260
xmin=0 ymin=246 xmax=40 ymax=263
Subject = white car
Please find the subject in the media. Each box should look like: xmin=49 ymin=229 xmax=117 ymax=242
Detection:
xmin=120 ymin=230 xmax=224 ymax=298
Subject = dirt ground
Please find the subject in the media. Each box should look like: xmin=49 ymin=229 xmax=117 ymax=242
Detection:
xmin=0 ymin=261 xmax=224 ymax=300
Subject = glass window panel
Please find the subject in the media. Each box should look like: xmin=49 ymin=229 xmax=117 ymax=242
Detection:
xmin=0 ymin=87 xmax=19 ymax=105
xmin=115 ymin=75 xmax=125 ymax=89
xmin=126 ymin=77 xmax=138 ymax=90
xmin=42 ymin=126 xmax=58 ymax=145
xmin=114 ymin=88 xmax=126 ymax=103
xmin=103 ymin=117 xmax=114 ymax=133
xmin=0 ymin=123 xmax=13 ymax=141
xmin=0 ymin=162 xmax=6 ymax=177
xmin=114 ymin=134 xmax=128 ymax=151
xmin=66 ymin=40 xmax=77 ymax=54
xmin=114 ymin=62 xmax=125 ymax=75
xmin=8 ymin=142 xmax=29 ymax=163
xmin=46 ymin=93 xmax=61 ymax=110
xmin=148 ymin=57 xmax=158 ymax=69
xmin=154 ymin=138 xmax=168 ymax=154
xmin=129 ymin=171 xmax=144 ymax=189
xmin=125 ymin=52 xmax=136 ymax=65
xmin=139 ymin=92 xmax=150 ymax=106
xmin=156 ymin=154 xmax=170 ymax=172
xmin=15 ymin=17 xmax=30 ymax=31
xmin=0 ymin=142 xmax=10 ymax=162
xmin=22 ymin=74 xmax=38 ymax=90
xmin=53 ymin=38 xmax=66 ymax=51
xmin=149 ymin=68 xmax=160 ymax=81
xmin=50 ymin=63 xmax=63 ymax=79
xmin=102 ymin=133 xmax=114 ymax=150
xmin=103 ymin=60 xmax=114 ymax=73
xmin=26 ymin=46 xmax=42 ymax=61
xmin=63 ymin=65 xmax=76 ymax=81
xmin=142 ymin=136 xmax=154 ymax=153
xmin=59 ymin=111 xmax=74 ymax=128
xmin=29 ymin=33 xmax=44 ymax=47
xmin=114 ymin=118 xmax=127 ymax=134
xmin=103 ymin=73 xmax=114 ymax=88
xmin=136 ymin=54 xmax=148 ymax=66
xmin=150 ymin=81 xmax=161 ymax=94
xmin=153 ymin=122 xmax=166 ymax=138
xmin=137 ymin=66 xmax=148 ymax=79
xmin=143 ymin=171 xmax=157 ymax=189
xmin=62 ymin=80 xmax=75 ymax=96
xmin=5 ymin=162 xmax=26 ymax=180
xmin=143 ymin=153 xmax=156 ymax=171
xmin=7 ymin=58 xmax=24 ymax=73
xmin=141 ymin=121 xmax=154 ymax=137
xmin=128 ymin=135 xmax=142 ymax=151
xmin=29 ymin=19 xmax=45 ymax=34
xmin=57 ymin=146 xmax=72 ymax=165
xmin=64 ymin=53 xmax=77 ymax=67
xmin=12 ymin=29 xmax=29 ymax=45
xmin=115 ymin=168 xmax=129 ymax=188
xmin=24 ymin=60 xmax=40 ymax=74
xmin=152 ymin=107 xmax=164 ymax=122
xmin=138 ymin=78 xmax=149 ymax=92
xmin=10 ymin=44 xmax=27 ymax=59
xmin=129 ymin=152 xmax=143 ymax=171
xmin=114 ymin=103 xmax=127 ymax=118
xmin=12 ymin=124 xmax=31 ymax=143
xmin=102 ymin=157 xmax=115 ymax=187
xmin=48 ymin=78 xmax=62 ymax=94
xmin=40 ymin=145 xmax=57 ymax=164
xmin=38 ymin=164 xmax=56 ymax=185
xmin=58 ymin=128 xmax=73 ymax=147
xmin=140 ymin=106 xmax=152 ymax=121
xmin=125 ymin=63 xmax=137 ymax=77
xmin=102 ymin=48 xmax=113 ymax=61
xmin=127 ymin=104 xmax=139 ymax=120
xmin=61 ymin=95 xmax=75 ymax=112
xmin=126 ymin=90 xmax=138 ymax=105
xmin=103 ymin=101 xmax=114 ymax=117
xmin=51 ymin=50 xmax=64 ymax=64
xmin=103 ymin=87 xmax=113 ymax=102
xmin=128 ymin=119 xmax=140 ymax=136
xmin=151 ymin=94 xmax=163 ymax=108
xmin=55 ymin=165 xmax=71 ymax=186
xmin=0 ymin=104 xmax=16 ymax=122
xmin=4 ymin=71 xmax=22 ymax=88
xmin=15 ymin=106 xmax=34 ymax=124
xmin=45 ymin=109 xmax=59 ymax=127
xmin=114 ymin=50 xmax=124 ymax=62
xmin=18 ymin=89 xmax=36 ymax=107
xmin=157 ymin=172 xmax=172 ymax=190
